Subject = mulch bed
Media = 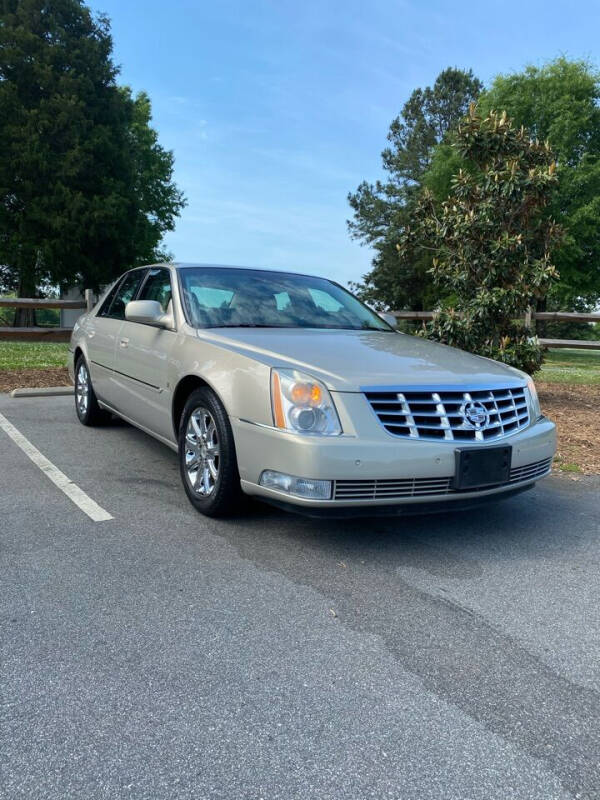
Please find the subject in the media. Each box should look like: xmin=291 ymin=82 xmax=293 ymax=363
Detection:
xmin=1 ymin=369 xmax=598 ymax=474
xmin=538 ymin=382 xmax=600 ymax=475
xmin=0 ymin=367 xmax=70 ymax=394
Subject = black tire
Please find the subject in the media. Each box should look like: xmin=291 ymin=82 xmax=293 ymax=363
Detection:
xmin=74 ymin=354 xmax=110 ymax=426
xmin=178 ymin=387 xmax=244 ymax=517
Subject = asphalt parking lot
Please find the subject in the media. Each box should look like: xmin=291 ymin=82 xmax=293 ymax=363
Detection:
xmin=1 ymin=393 xmax=599 ymax=800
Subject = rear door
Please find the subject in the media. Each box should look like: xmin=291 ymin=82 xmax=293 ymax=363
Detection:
xmin=85 ymin=269 xmax=147 ymax=405
xmin=112 ymin=267 xmax=176 ymax=439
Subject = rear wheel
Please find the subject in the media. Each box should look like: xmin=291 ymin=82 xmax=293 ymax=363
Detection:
xmin=74 ymin=355 xmax=110 ymax=426
xmin=179 ymin=387 xmax=243 ymax=517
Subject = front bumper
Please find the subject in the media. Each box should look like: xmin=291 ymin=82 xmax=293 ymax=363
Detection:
xmin=232 ymin=409 xmax=556 ymax=511
xmin=260 ymin=484 xmax=535 ymax=518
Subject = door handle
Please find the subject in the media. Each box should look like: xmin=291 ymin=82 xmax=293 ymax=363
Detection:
xmin=119 ymin=338 xmax=129 ymax=348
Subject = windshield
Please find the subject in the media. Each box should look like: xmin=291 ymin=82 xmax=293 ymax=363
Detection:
xmin=178 ymin=267 xmax=393 ymax=332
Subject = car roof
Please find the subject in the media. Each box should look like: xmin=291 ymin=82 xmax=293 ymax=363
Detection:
xmin=163 ymin=262 xmax=324 ymax=282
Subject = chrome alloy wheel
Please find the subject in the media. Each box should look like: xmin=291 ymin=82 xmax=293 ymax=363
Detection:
xmin=76 ymin=362 xmax=90 ymax=416
xmin=185 ymin=407 xmax=220 ymax=496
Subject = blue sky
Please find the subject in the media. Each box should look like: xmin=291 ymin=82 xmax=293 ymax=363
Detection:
xmin=96 ymin=0 xmax=599 ymax=286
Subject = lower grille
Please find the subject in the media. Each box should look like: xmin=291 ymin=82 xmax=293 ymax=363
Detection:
xmin=333 ymin=457 xmax=552 ymax=501
xmin=334 ymin=477 xmax=452 ymax=500
xmin=509 ymin=457 xmax=553 ymax=484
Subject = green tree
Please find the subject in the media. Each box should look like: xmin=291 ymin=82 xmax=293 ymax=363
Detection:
xmin=0 ymin=0 xmax=185 ymax=323
xmin=398 ymin=106 xmax=563 ymax=375
xmin=477 ymin=58 xmax=600 ymax=309
xmin=347 ymin=68 xmax=482 ymax=310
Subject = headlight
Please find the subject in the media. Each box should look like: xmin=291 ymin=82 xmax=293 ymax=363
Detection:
xmin=526 ymin=377 xmax=542 ymax=420
xmin=271 ymin=368 xmax=342 ymax=435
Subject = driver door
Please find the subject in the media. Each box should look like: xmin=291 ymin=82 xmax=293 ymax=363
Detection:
xmin=85 ymin=269 xmax=147 ymax=406
xmin=112 ymin=267 xmax=176 ymax=439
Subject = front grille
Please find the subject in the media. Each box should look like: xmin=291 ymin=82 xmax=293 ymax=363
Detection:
xmin=365 ymin=386 xmax=529 ymax=441
xmin=333 ymin=457 xmax=552 ymax=500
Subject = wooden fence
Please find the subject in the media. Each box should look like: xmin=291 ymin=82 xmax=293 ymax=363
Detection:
xmin=0 ymin=291 xmax=94 ymax=341
xmin=391 ymin=309 xmax=600 ymax=350
xmin=0 ymin=295 xmax=598 ymax=349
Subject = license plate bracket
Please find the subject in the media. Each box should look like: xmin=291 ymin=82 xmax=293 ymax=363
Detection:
xmin=453 ymin=446 xmax=512 ymax=490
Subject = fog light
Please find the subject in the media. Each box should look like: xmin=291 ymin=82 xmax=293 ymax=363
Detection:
xmin=259 ymin=470 xmax=292 ymax=492
xmin=259 ymin=470 xmax=332 ymax=500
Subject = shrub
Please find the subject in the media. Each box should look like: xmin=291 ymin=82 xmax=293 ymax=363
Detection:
xmin=397 ymin=105 xmax=563 ymax=374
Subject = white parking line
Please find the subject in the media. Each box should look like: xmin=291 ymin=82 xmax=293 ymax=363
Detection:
xmin=0 ymin=411 xmax=113 ymax=523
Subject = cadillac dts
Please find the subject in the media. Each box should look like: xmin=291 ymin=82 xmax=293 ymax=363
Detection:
xmin=69 ymin=264 xmax=556 ymax=517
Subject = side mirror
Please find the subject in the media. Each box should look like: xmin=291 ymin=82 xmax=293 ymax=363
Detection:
xmin=379 ymin=311 xmax=397 ymax=329
xmin=125 ymin=300 xmax=173 ymax=329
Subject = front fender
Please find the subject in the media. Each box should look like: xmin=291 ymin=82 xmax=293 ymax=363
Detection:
xmin=168 ymin=333 xmax=274 ymax=430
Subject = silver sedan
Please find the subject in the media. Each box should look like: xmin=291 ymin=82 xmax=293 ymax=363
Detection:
xmin=69 ymin=263 xmax=556 ymax=517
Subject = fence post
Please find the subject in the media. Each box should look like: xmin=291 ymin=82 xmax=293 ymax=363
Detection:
xmin=85 ymin=289 xmax=94 ymax=312
xmin=524 ymin=306 xmax=532 ymax=330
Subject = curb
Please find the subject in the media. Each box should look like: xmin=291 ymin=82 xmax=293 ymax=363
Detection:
xmin=10 ymin=386 xmax=74 ymax=398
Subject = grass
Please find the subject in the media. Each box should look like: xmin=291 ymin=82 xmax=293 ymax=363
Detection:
xmin=536 ymin=348 xmax=600 ymax=385
xmin=557 ymin=461 xmax=583 ymax=473
xmin=0 ymin=341 xmax=69 ymax=370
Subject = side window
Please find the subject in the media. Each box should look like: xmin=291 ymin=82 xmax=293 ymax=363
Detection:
xmin=97 ymin=278 xmax=123 ymax=317
xmin=104 ymin=270 xmax=146 ymax=320
xmin=190 ymin=286 xmax=233 ymax=309
xmin=275 ymin=291 xmax=291 ymax=310
xmin=138 ymin=268 xmax=173 ymax=313
xmin=308 ymin=287 xmax=343 ymax=312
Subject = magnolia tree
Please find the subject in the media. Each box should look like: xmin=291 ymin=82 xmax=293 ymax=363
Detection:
xmin=397 ymin=105 xmax=563 ymax=374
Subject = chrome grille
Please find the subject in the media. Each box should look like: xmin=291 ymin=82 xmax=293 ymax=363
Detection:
xmin=333 ymin=457 xmax=552 ymax=500
xmin=364 ymin=386 xmax=529 ymax=441
xmin=334 ymin=477 xmax=452 ymax=501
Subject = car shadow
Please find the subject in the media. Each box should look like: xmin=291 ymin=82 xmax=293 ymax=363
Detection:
xmin=223 ymin=477 xmax=588 ymax=566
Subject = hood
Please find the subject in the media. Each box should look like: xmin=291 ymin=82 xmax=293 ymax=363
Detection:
xmin=196 ymin=328 xmax=527 ymax=392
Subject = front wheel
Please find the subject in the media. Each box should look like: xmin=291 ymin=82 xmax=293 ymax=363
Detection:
xmin=178 ymin=387 xmax=243 ymax=517
xmin=74 ymin=355 xmax=110 ymax=426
